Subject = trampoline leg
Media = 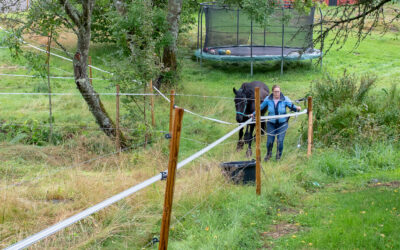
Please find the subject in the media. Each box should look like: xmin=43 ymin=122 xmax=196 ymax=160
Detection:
xmin=280 ymin=59 xmax=283 ymax=75
xmin=320 ymin=56 xmax=323 ymax=70
xmin=251 ymin=61 xmax=253 ymax=76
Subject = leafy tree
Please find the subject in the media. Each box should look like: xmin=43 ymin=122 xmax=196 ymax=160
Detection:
xmin=219 ymin=0 xmax=400 ymax=55
xmin=0 ymin=0 xmax=129 ymax=148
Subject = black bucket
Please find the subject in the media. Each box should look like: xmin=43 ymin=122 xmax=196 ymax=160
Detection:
xmin=220 ymin=160 xmax=256 ymax=184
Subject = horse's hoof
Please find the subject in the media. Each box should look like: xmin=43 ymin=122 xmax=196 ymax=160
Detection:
xmin=246 ymin=149 xmax=252 ymax=158
xmin=236 ymin=141 xmax=244 ymax=151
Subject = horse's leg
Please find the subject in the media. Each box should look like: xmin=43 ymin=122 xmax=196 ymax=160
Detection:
xmin=261 ymin=120 xmax=266 ymax=135
xmin=243 ymin=125 xmax=251 ymax=157
xmin=261 ymin=110 xmax=267 ymax=135
xmin=236 ymin=127 xmax=244 ymax=151
xmin=245 ymin=124 xmax=255 ymax=158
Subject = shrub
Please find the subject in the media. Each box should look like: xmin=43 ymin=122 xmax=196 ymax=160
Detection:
xmin=304 ymin=71 xmax=399 ymax=147
xmin=0 ymin=119 xmax=63 ymax=145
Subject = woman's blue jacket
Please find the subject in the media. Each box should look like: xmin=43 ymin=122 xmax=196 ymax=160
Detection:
xmin=254 ymin=93 xmax=299 ymax=124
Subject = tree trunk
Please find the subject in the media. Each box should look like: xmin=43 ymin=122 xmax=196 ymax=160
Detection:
xmin=61 ymin=0 xmax=128 ymax=148
xmin=156 ymin=0 xmax=183 ymax=88
xmin=73 ymin=53 xmax=128 ymax=148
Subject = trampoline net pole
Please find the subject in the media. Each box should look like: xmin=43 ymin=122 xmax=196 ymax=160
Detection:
xmin=237 ymin=8 xmax=239 ymax=46
xmin=200 ymin=7 xmax=203 ymax=67
xmin=281 ymin=7 xmax=284 ymax=75
xmin=263 ymin=19 xmax=266 ymax=47
xmin=250 ymin=16 xmax=253 ymax=76
xmin=197 ymin=8 xmax=201 ymax=63
xmin=319 ymin=7 xmax=323 ymax=70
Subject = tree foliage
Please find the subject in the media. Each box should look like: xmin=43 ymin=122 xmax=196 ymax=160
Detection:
xmin=218 ymin=0 xmax=400 ymax=55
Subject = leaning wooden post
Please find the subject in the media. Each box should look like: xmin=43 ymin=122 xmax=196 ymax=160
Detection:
xmin=150 ymin=80 xmax=156 ymax=127
xmin=89 ymin=56 xmax=93 ymax=85
xmin=255 ymin=87 xmax=261 ymax=195
xmin=169 ymin=90 xmax=175 ymax=135
xmin=159 ymin=107 xmax=184 ymax=250
xmin=307 ymin=96 xmax=313 ymax=158
xmin=116 ymin=84 xmax=120 ymax=154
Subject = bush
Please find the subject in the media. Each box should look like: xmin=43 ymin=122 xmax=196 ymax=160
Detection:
xmin=304 ymin=71 xmax=399 ymax=147
xmin=0 ymin=119 xmax=63 ymax=145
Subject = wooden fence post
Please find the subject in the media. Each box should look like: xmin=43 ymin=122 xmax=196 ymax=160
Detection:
xmin=150 ymin=80 xmax=155 ymax=127
xmin=159 ymin=107 xmax=184 ymax=250
xmin=116 ymin=84 xmax=120 ymax=154
xmin=255 ymin=87 xmax=261 ymax=195
xmin=307 ymin=96 xmax=313 ymax=158
xmin=89 ymin=56 xmax=93 ymax=85
xmin=46 ymin=33 xmax=53 ymax=144
xmin=169 ymin=90 xmax=175 ymax=135
xmin=144 ymin=85 xmax=148 ymax=148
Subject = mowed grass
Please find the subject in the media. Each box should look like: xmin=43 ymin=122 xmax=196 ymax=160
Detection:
xmin=0 ymin=7 xmax=400 ymax=249
xmin=267 ymin=169 xmax=400 ymax=249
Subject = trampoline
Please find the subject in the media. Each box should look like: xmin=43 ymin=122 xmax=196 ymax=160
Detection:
xmin=195 ymin=2 xmax=323 ymax=75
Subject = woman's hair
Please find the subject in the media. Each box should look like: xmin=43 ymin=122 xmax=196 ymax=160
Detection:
xmin=272 ymin=85 xmax=281 ymax=92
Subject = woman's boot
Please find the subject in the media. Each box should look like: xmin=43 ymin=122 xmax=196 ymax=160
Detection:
xmin=264 ymin=147 xmax=272 ymax=162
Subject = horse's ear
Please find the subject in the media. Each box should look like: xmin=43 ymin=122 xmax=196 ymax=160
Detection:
xmin=233 ymin=87 xmax=237 ymax=95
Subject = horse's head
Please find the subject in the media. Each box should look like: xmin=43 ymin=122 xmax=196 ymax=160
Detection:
xmin=233 ymin=87 xmax=248 ymax=123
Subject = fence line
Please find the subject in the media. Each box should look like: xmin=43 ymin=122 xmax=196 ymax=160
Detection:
xmin=0 ymin=92 xmax=155 ymax=96
xmin=0 ymin=26 xmax=113 ymax=75
xmin=4 ymin=118 xmax=252 ymax=250
xmin=0 ymin=63 xmax=73 ymax=75
xmin=153 ymin=86 xmax=235 ymax=125
xmin=0 ymin=73 xmax=105 ymax=80
xmin=153 ymin=85 xmax=308 ymax=126
xmin=0 ymin=91 xmax=235 ymax=99
xmin=0 ymin=90 xmax=306 ymax=103
xmin=0 ymin=137 xmax=162 ymax=191
xmin=4 ymin=109 xmax=309 ymax=249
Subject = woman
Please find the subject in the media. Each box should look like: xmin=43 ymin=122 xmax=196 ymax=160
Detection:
xmin=251 ymin=85 xmax=301 ymax=161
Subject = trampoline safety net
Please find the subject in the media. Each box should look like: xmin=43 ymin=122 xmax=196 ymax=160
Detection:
xmin=196 ymin=3 xmax=322 ymax=62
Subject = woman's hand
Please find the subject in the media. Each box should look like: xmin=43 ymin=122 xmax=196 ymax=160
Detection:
xmin=296 ymin=106 xmax=301 ymax=112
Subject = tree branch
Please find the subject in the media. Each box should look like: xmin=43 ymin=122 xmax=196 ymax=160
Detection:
xmin=58 ymin=0 xmax=81 ymax=26
xmin=313 ymin=0 xmax=397 ymax=56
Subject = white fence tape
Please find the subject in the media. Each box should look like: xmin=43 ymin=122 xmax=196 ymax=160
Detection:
xmin=0 ymin=26 xmax=113 ymax=75
xmin=258 ymin=109 xmax=308 ymax=123
xmin=153 ymin=86 xmax=235 ymax=125
xmin=5 ymin=119 xmax=252 ymax=250
xmin=5 ymin=107 xmax=309 ymax=249
xmin=153 ymin=86 xmax=308 ymax=125
xmin=0 ymin=73 xmax=104 ymax=80
xmin=0 ymin=92 xmax=156 ymax=96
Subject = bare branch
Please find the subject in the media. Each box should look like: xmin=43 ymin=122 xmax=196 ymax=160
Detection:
xmin=53 ymin=38 xmax=74 ymax=59
xmin=313 ymin=0 xmax=397 ymax=56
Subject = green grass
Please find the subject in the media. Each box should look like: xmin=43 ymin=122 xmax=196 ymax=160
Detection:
xmin=270 ymin=169 xmax=400 ymax=249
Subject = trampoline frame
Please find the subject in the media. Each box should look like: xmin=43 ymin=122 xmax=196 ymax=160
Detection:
xmin=196 ymin=2 xmax=324 ymax=75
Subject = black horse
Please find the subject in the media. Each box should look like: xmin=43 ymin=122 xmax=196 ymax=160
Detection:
xmin=233 ymin=81 xmax=269 ymax=157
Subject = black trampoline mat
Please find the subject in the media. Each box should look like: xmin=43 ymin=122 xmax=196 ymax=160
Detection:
xmin=207 ymin=46 xmax=307 ymax=56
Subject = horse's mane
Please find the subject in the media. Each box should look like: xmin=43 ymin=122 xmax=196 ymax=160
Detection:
xmin=241 ymin=82 xmax=255 ymax=100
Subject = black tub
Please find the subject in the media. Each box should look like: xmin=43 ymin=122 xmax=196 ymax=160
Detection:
xmin=220 ymin=160 xmax=256 ymax=184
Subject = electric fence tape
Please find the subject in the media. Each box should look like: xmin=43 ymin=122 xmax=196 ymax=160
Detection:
xmin=4 ymin=118 xmax=252 ymax=250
